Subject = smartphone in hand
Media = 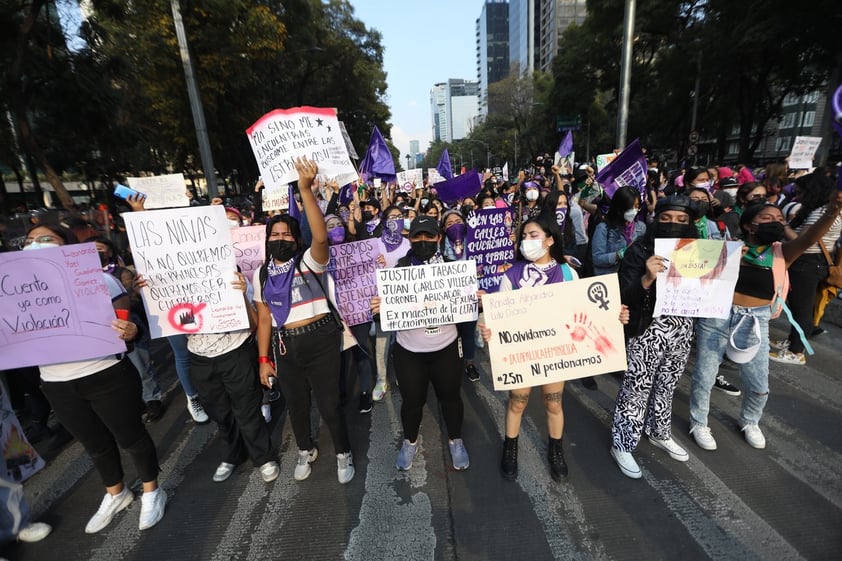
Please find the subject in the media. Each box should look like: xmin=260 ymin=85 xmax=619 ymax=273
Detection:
xmin=114 ymin=184 xmax=143 ymax=200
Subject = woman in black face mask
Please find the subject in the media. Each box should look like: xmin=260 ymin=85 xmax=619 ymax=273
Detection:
xmin=689 ymin=188 xmax=842 ymax=454
xmin=369 ymin=215 xmax=471 ymax=473
xmin=610 ymin=195 xmax=698 ymax=479
xmin=254 ymin=157 xmax=355 ymax=486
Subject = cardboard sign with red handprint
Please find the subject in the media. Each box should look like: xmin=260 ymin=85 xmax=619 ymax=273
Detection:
xmin=482 ymin=274 xmax=627 ymax=391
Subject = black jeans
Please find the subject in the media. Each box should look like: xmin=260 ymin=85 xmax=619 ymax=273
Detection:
xmin=786 ymin=253 xmax=828 ymax=354
xmin=393 ymin=339 xmax=464 ymax=442
xmin=41 ymin=360 xmax=160 ymax=486
xmin=272 ymin=321 xmax=350 ymax=454
xmin=190 ymin=338 xmax=273 ymax=466
xmin=341 ymin=322 xmax=375 ymax=395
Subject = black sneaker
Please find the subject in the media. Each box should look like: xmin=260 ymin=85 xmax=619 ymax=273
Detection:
xmin=359 ymin=392 xmax=373 ymax=414
xmin=548 ymin=437 xmax=568 ymax=481
xmin=580 ymin=376 xmax=598 ymax=390
xmin=144 ymin=400 xmax=165 ymax=423
xmin=713 ymin=375 xmax=741 ymax=396
xmin=466 ymin=364 xmax=480 ymax=382
xmin=811 ymin=327 xmax=827 ymax=337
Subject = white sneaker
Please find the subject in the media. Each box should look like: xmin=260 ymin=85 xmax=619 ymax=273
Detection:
xmin=261 ymin=404 xmax=272 ymax=423
xmin=85 ymin=488 xmax=134 ymax=534
xmin=213 ymin=462 xmax=236 ymax=482
xmin=337 ymin=452 xmax=355 ymax=484
xmin=769 ymin=338 xmax=790 ymax=351
xmin=741 ymin=424 xmax=766 ymax=449
xmin=690 ymin=425 xmax=717 ymax=450
xmin=259 ymin=461 xmax=280 ymax=482
xmin=294 ymin=448 xmax=318 ymax=481
xmin=610 ymin=447 xmax=642 ymax=479
xmin=138 ymin=488 xmax=167 ymax=530
xmin=17 ymin=522 xmax=52 ymax=543
xmin=186 ymin=395 xmax=209 ymax=423
xmin=647 ymin=436 xmax=689 ymax=462
xmin=372 ymin=380 xmax=389 ymax=402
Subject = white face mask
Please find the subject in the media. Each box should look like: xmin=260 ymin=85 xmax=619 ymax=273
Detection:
xmin=520 ymin=238 xmax=547 ymax=261
xmin=525 ymin=190 xmax=539 ymax=202
xmin=623 ymin=209 xmax=638 ymax=222
xmin=694 ymin=180 xmax=713 ymax=191
xmin=227 ymin=219 xmax=241 ymax=227
xmin=23 ymin=242 xmax=59 ymax=251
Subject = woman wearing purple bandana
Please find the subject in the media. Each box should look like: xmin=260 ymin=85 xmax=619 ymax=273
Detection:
xmin=479 ymin=215 xmax=579 ymax=483
xmin=254 ymin=157 xmax=354 ymax=485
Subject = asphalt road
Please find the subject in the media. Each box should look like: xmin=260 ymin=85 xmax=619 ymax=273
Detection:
xmin=4 ymin=314 xmax=841 ymax=561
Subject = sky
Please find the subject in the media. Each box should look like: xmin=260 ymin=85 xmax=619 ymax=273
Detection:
xmin=348 ymin=0 xmax=482 ymax=165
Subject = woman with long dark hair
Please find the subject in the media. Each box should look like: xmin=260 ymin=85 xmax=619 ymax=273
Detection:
xmin=769 ymin=172 xmax=841 ymax=365
xmin=253 ymin=157 xmax=354 ymax=485
xmin=590 ymin=186 xmax=646 ymax=275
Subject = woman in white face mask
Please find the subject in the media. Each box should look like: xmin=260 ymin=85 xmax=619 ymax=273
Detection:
xmin=590 ymin=186 xmax=646 ymax=276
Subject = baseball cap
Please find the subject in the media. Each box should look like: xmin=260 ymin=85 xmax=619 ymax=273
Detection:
xmin=409 ymin=215 xmax=440 ymax=237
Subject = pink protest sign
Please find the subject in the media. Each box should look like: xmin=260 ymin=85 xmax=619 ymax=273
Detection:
xmin=231 ymin=225 xmax=266 ymax=278
xmin=0 ymin=243 xmax=126 ymax=369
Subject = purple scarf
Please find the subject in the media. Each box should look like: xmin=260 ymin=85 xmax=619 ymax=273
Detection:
xmin=505 ymin=260 xmax=566 ymax=288
xmin=622 ymin=221 xmax=636 ymax=245
xmin=262 ymin=258 xmax=297 ymax=327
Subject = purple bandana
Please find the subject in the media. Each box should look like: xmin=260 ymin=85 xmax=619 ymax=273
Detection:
xmin=380 ymin=219 xmax=404 ymax=251
xmin=505 ymin=260 xmax=566 ymax=288
xmin=262 ymin=258 xmax=297 ymax=327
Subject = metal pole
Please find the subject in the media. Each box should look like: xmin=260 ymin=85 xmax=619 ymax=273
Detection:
xmin=171 ymin=0 xmax=218 ymax=198
xmin=616 ymin=0 xmax=636 ymax=150
xmin=690 ymin=51 xmax=701 ymax=132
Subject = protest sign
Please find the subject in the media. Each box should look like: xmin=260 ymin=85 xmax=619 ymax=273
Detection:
xmin=338 ymin=121 xmax=359 ymax=159
xmin=246 ymin=106 xmax=357 ymax=190
xmin=788 ymin=136 xmax=822 ymax=169
xmin=376 ymin=261 xmax=478 ymax=331
xmin=123 ymin=206 xmax=249 ymax=338
xmin=126 ymin=174 xmax=189 ymax=209
xmin=328 ymin=239 xmax=381 ymax=326
xmin=231 ymin=225 xmax=266 ymax=278
xmin=595 ymin=153 xmax=616 ymax=170
xmin=595 ymin=140 xmax=647 ymax=200
xmin=397 ymin=168 xmax=423 ymax=189
xmin=262 ymin=185 xmax=290 ymax=212
xmin=465 ymin=208 xmax=515 ymax=292
xmin=427 ymin=168 xmax=446 ymax=185
xmin=654 ymin=239 xmax=742 ymax=319
xmin=0 ymin=381 xmax=45 ymax=482
xmin=483 ymin=274 xmax=627 ymax=390
xmin=0 ymin=243 xmax=126 ymax=369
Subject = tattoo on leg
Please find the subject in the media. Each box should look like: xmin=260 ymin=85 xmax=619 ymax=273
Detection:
xmin=509 ymin=393 xmax=530 ymax=404
xmin=543 ymin=392 xmax=563 ymax=403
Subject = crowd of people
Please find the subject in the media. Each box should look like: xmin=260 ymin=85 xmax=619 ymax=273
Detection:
xmin=2 ymin=150 xmax=841 ymax=549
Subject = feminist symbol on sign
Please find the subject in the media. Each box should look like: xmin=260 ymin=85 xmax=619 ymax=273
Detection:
xmin=587 ymin=282 xmax=610 ymax=310
xmin=166 ymin=302 xmax=207 ymax=334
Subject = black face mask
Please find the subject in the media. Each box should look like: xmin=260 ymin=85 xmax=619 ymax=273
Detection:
xmin=411 ymin=240 xmax=438 ymax=261
xmin=462 ymin=204 xmax=474 ymax=214
xmin=268 ymin=239 xmax=298 ymax=262
xmin=361 ymin=211 xmax=374 ymax=222
xmin=654 ymin=222 xmax=696 ymax=239
xmin=754 ymin=221 xmax=785 ymax=244
xmin=694 ymin=201 xmax=710 ymax=216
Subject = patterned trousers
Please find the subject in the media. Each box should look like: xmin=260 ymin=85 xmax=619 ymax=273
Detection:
xmin=611 ymin=316 xmax=694 ymax=452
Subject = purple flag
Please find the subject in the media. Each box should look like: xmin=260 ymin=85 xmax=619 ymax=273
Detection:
xmin=557 ymin=130 xmax=573 ymax=158
xmin=437 ymin=148 xmax=453 ymax=180
xmin=595 ymin=138 xmax=648 ymax=200
xmin=432 ymin=170 xmax=483 ymax=204
xmin=339 ymin=183 xmax=355 ymax=206
xmin=359 ymin=125 xmax=396 ymax=182
xmin=288 ymin=184 xmax=301 ymax=220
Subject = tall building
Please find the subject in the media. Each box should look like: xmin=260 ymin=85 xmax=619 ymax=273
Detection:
xmin=430 ymin=80 xmax=480 ymax=143
xmin=409 ymin=140 xmax=420 ymax=167
xmin=509 ymin=0 xmax=587 ymax=75
xmin=476 ymin=0 xmax=510 ymax=119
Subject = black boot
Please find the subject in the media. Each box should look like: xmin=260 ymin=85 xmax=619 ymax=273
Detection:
xmin=548 ymin=437 xmax=568 ymax=481
xmin=500 ymin=436 xmax=518 ymax=481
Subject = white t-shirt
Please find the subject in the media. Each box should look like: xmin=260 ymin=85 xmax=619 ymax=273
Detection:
xmin=40 ymin=273 xmax=126 ymax=382
xmin=252 ymin=248 xmax=334 ymax=327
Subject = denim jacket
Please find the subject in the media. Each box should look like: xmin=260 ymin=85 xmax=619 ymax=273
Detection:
xmin=591 ymin=221 xmax=647 ymax=275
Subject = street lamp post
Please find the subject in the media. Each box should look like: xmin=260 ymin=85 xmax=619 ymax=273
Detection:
xmin=405 ymin=154 xmax=411 ymax=172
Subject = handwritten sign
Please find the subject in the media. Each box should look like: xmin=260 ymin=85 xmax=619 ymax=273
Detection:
xmin=654 ymin=239 xmax=742 ymax=319
xmin=246 ymin=106 xmax=357 ymax=190
xmin=397 ymin=168 xmax=423 ymax=189
xmin=595 ymin=153 xmax=616 ymax=170
xmin=0 ymin=243 xmax=126 ymax=369
xmin=465 ymin=208 xmax=515 ymax=292
xmin=262 ymin=186 xmax=290 ymax=212
xmin=427 ymin=168 xmax=446 ymax=185
xmin=376 ymin=261 xmax=478 ymax=331
xmin=123 ymin=206 xmax=249 ymax=338
xmin=338 ymin=121 xmax=359 ymax=159
xmin=327 ymin=239 xmax=381 ymax=326
xmin=231 ymin=225 xmax=266 ymax=277
xmin=788 ymin=136 xmax=822 ymax=169
xmin=483 ymin=274 xmax=627 ymax=390
xmin=126 ymin=174 xmax=189 ymax=209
